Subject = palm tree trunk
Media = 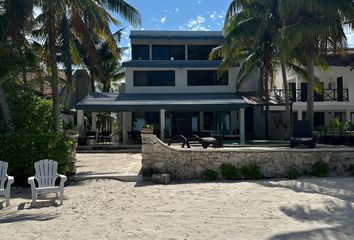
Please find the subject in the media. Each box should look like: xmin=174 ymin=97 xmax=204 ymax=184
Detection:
xmin=48 ymin=3 xmax=60 ymax=133
xmin=305 ymin=54 xmax=315 ymax=132
xmin=264 ymin=64 xmax=270 ymax=140
xmin=0 ymin=84 xmax=15 ymax=132
xmin=281 ymin=61 xmax=291 ymax=139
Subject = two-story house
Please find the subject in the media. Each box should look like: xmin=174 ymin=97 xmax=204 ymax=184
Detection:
xmin=76 ymin=30 xmax=267 ymax=144
xmin=270 ymin=51 xmax=354 ymax=139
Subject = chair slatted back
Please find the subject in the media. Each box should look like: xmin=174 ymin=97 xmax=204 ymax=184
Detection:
xmin=0 ymin=161 xmax=9 ymax=190
xmin=34 ymin=160 xmax=58 ymax=188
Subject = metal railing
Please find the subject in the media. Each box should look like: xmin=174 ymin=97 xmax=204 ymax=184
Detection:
xmin=274 ymin=89 xmax=349 ymax=102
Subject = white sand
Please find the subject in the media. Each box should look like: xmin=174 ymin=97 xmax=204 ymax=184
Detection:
xmin=76 ymin=153 xmax=142 ymax=175
xmin=1 ymin=154 xmax=354 ymax=240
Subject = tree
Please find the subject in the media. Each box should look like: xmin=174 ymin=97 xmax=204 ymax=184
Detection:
xmin=283 ymin=0 xmax=354 ymax=131
xmin=33 ymin=0 xmax=141 ymax=132
xmin=0 ymin=0 xmax=35 ymax=132
xmin=211 ymin=0 xmax=286 ymax=139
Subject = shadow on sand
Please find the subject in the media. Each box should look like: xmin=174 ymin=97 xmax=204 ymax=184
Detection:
xmin=256 ymin=178 xmax=354 ymax=240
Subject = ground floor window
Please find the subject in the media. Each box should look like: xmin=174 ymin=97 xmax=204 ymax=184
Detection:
xmin=132 ymin=112 xmax=160 ymax=131
xmin=203 ymin=112 xmax=231 ymax=131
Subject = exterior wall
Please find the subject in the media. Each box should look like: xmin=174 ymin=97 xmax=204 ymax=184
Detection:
xmin=125 ymin=67 xmax=238 ymax=94
xmin=141 ymin=133 xmax=354 ymax=179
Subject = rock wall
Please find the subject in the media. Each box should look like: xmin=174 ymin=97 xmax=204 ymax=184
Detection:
xmin=141 ymin=133 xmax=354 ymax=179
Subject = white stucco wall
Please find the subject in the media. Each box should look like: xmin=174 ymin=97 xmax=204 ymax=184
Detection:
xmin=124 ymin=67 xmax=245 ymax=94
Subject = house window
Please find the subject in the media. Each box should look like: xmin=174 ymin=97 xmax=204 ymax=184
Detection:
xmin=133 ymin=71 xmax=175 ymax=86
xmin=188 ymin=45 xmax=218 ymax=60
xmin=152 ymin=45 xmax=185 ymax=60
xmin=187 ymin=70 xmax=228 ymax=86
xmin=132 ymin=45 xmax=149 ymax=60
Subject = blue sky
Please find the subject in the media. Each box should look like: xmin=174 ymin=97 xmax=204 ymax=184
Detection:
xmin=111 ymin=0 xmax=354 ymax=62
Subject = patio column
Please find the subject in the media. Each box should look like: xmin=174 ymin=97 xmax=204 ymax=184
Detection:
xmin=122 ymin=112 xmax=132 ymax=144
xmin=77 ymin=110 xmax=84 ymax=129
xmin=160 ymin=109 xmax=166 ymax=139
xmin=297 ymin=110 xmax=303 ymax=121
xmin=239 ymin=108 xmax=245 ymax=145
xmin=91 ymin=112 xmax=97 ymax=131
xmin=346 ymin=109 xmax=351 ymax=122
xmin=199 ymin=112 xmax=204 ymax=131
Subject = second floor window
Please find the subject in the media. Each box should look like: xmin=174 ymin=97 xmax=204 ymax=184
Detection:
xmin=188 ymin=45 xmax=218 ymax=60
xmin=152 ymin=45 xmax=185 ymax=60
xmin=187 ymin=70 xmax=228 ymax=86
xmin=134 ymin=71 xmax=175 ymax=86
xmin=132 ymin=45 xmax=149 ymax=60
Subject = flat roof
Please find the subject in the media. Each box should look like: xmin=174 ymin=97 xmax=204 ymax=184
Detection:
xmin=76 ymin=93 xmax=246 ymax=112
xmin=130 ymin=30 xmax=224 ymax=40
xmin=122 ymin=60 xmax=223 ymax=68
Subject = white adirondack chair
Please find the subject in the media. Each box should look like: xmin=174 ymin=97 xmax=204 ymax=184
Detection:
xmin=0 ymin=161 xmax=14 ymax=207
xmin=28 ymin=160 xmax=67 ymax=207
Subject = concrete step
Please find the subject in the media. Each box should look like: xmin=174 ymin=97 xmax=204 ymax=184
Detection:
xmin=72 ymin=173 xmax=143 ymax=182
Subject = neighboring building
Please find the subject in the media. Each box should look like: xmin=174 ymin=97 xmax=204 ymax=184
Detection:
xmin=76 ymin=30 xmax=267 ymax=144
xmin=271 ymin=51 xmax=354 ymax=139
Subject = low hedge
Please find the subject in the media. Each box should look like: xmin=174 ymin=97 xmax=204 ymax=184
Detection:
xmin=0 ymin=132 xmax=74 ymax=182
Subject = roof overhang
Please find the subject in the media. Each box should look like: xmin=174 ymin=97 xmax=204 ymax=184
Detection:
xmin=122 ymin=60 xmax=223 ymax=68
xmin=130 ymin=30 xmax=224 ymax=40
xmin=76 ymin=93 xmax=247 ymax=112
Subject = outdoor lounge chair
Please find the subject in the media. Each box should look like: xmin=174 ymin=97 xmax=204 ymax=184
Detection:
xmin=168 ymin=135 xmax=191 ymax=148
xmin=290 ymin=120 xmax=316 ymax=148
xmin=193 ymin=135 xmax=218 ymax=149
xmin=0 ymin=161 xmax=14 ymax=207
xmin=28 ymin=160 xmax=67 ymax=207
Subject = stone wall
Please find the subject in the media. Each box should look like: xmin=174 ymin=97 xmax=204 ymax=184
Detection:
xmin=141 ymin=132 xmax=354 ymax=179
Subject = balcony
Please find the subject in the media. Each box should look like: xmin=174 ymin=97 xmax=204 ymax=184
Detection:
xmin=274 ymin=89 xmax=349 ymax=102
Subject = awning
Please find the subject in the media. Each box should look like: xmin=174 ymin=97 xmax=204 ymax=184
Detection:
xmin=76 ymin=92 xmax=247 ymax=112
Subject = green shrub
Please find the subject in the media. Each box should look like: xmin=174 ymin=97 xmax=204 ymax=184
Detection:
xmin=6 ymin=88 xmax=54 ymax=133
xmin=311 ymin=161 xmax=329 ymax=177
xmin=240 ymin=163 xmax=261 ymax=180
xmin=202 ymin=169 xmax=218 ymax=181
xmin=219 ymin=163 xmax=240 ymax=180
xmin=287 ymin=168 xmax=299 ymax=179
xmin=0 ymin=132 xmax=74 ymax=182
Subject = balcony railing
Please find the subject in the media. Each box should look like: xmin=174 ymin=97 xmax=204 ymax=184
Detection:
xmin=274 ymin=89 xmax=349 ymax=102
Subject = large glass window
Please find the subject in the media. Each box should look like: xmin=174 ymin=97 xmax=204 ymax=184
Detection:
xmin=132 ymin=45 xmax=149 ymax=60
xmin=152 ymin=45 xmax=185 ymax=60
xmin=134 ymin=71 xmax=175 ymax=86
xmin=188 ymin=45 xmax=218 ymax=60
xmin=187 ymin=70 xmax=228 ymax=86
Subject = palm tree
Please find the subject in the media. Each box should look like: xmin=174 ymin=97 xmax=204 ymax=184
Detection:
xmin=33 ymin=0 xmax=141 ymax=132
xmin=0 ymin=0 xmax=35 ymax=132
xmin=282 ymin=0 xmax=354 ymax=131
xmin=211 ymin=0 xmax=287 ymax=139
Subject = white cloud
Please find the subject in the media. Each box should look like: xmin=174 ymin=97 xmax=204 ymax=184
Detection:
xmin=186 ymin=15 xmax=209 ymax=31
xmin=175 ymin=8 xmax=179 ymax=12
xmin=160 ymin=17 xmax=167 ymax=24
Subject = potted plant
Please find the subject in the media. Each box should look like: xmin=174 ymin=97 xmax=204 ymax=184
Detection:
xmin=140 ymin=122 xmax=154 ymax=134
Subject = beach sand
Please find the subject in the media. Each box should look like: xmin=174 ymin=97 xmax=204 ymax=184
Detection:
xmin=1 ymin=154 xmax=354 ymax=240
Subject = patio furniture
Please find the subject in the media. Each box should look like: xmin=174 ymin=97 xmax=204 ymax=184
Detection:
xmin=85 ymin=131 xmax=96 ymax=145
xmin=168 ymin=135 xmax=191 ymax=148
xmin=290 ymin=120 xmax=316 ymax=148
xmin=98 ymin=131 xmax=112 ymax=143
xmin=28 ymin=160 xmax=67 ymax=207
xmin=128 ymin=130 xmax=141 ymax=144
xmin=193 ymin=135 xmax=218 ymax=149
xmin=0 ymin=161 xmax=14 ymax=207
